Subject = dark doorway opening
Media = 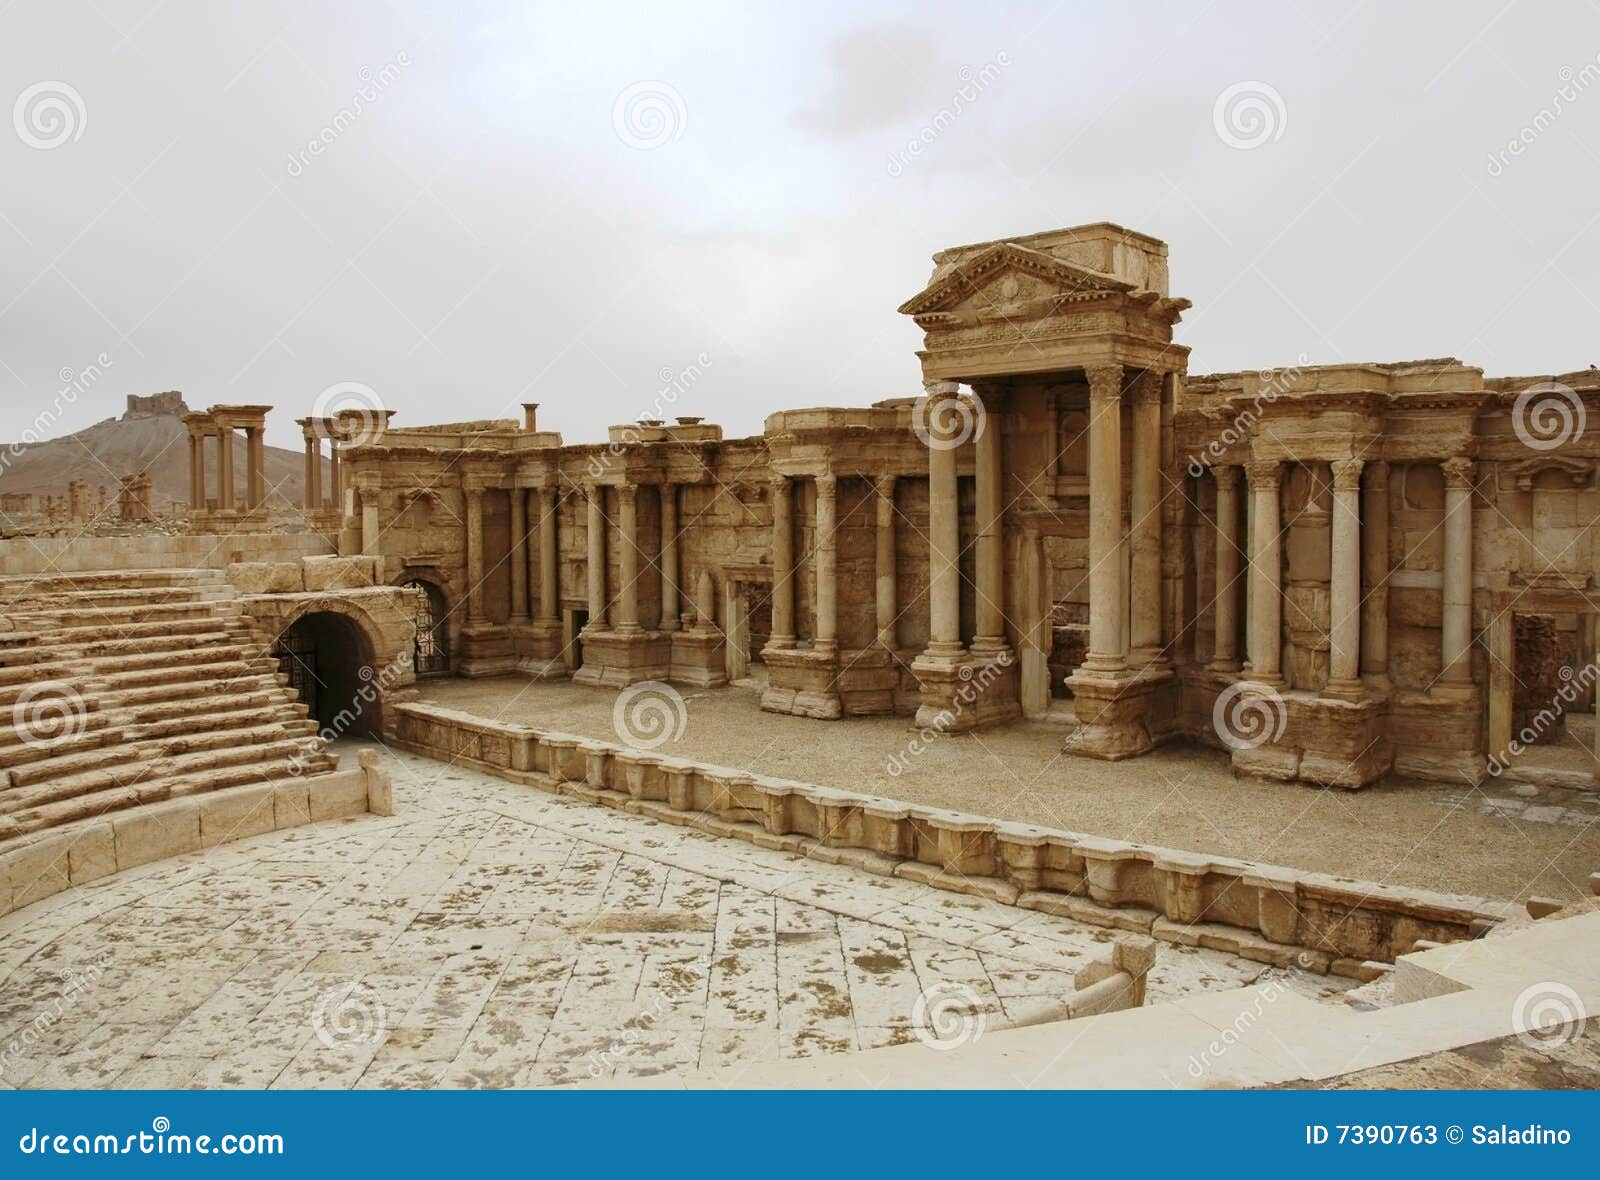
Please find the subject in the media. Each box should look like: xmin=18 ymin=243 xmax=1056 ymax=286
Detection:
xmin=271 ymin=611 xmax=380 ymax=739
xmin=400 ymin=578 xmax=451 ymax=676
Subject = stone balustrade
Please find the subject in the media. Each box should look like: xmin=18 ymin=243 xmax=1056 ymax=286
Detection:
xmin=391 ymin=702 xmax=1511 ymax=971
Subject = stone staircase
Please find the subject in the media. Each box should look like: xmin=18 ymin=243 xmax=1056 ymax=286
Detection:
xmin=0 ymin=568 xmax=335 ymax=845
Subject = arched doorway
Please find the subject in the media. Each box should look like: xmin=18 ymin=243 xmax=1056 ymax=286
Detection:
xmin=400 ymin=578 xmax=451 ymax=676
xmin=271 ymin=611 xmax=381 ymax=739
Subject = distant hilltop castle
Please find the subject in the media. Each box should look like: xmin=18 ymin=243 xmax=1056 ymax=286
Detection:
xmin=122 ymin=391 xmax=188 ymax=419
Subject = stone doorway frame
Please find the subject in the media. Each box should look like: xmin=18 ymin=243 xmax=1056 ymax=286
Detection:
xmin=1486 ymin=583 xmax=1600 ymax=784
xmin=719 ymin=563 xmax=772 ymax=683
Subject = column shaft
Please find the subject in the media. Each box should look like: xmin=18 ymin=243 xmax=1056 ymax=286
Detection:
xmin=360 ymin=487 xmax=381 ymax=556
xmin=875 ymin=475 xmax=897 ymax=648
xmin=770 ymin=477 xmax=795 ymax=647
xmin=1129 ymin=370 xmax=1163 ymax=663
xmin=974 ymin=391 xmax=1005 ymax=648
xmin=925 ymin=383 xmax=963 ymax=654
xmin=1083 ymin=366 xmax=1126 ymax=672
xmin=814 ymin=474 xmax=837 ymax=654
xmin=660 ymin=483 xmax=679 ymax=632
xmin=1209 ymin=465 xmax=1241 ymax=672
xmin=216 ymin=428 xmax=234 ymax=510
xmin=585 ymin=485 xmax=608 ymax=628
xmin=1361 ymin=462 xmax=1390 ymax=683
xmin=538 ymin=488 xmax=560 ymax=624
xmin=190 ymin=433 xmax=204 ymax=509
xmin=509 ymin=485 xmax=529 ymax=621
xmin=1326 ymin=459 xmax=1364 ymax=698
xmin=246 ymin=428 xmax=265 ymax=508
xmin=327 ymin=434 xmax=341 ymax=511
xmin=1439 ymin=458 xmax=1475 ymax=691
xmin=617 ymin=487 xmax=641 ymax=633
xmin=1245 ymin=460 xmax=1284 ymax=686
xmin=465 ymin=488 xmax=485 ymax=623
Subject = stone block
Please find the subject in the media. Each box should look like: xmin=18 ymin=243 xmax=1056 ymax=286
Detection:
xmin=360 ymin=749 xmax=395 ymax=816
xmin=113 ymin=806 xmax=201 ymax=871
xmin=273 ymin=780 xmax=312 ymax=828
xmin=8 ymin=836 xmax=70 ymax=909
xmin=199 ymin=785 xmax=276 ymax=846
xmin=226 ymin=561 xmax=303 ymax=594
xmin=301 ymin=554 xmax=381 ymax=591
xmin=65 ymin=823 xmax=117 ymax=885
xmin=309 ymin=770 xmax=370 ymax=821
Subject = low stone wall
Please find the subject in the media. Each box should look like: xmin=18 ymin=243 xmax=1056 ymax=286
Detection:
xmin=391 ymin=702 xmax=1511 ymax=973
xmin=0 ymin=532 xmax=332 ymax=577
xmin=0 ymin=753 xmax=394 ymax=918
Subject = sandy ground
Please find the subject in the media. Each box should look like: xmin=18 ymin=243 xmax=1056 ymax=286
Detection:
xmin=414 ymin=676 xmax=1600 ymax=904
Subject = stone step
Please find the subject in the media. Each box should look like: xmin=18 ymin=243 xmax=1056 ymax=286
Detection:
xmin=0 ymin=642 xmax=267 ymax=690
xmin=0 ymin=719 xmax=123 ymax=769
xmin=4 ymin=749 xmax=337 ymax=842
xmin=121 ymin=703 xmax=307 ymax=742
xmin=115 ymin=690 xmax=301 ymax=727
xmin=0 ymin=568 xmax=226 ymax=596
xmin=1 ymin=599 xmax=237 ymax=630
xmin=2 ymin=736 xmax=322 ymax=816
xmin=99 ymin=674 xmax=289 ymax=711
xmin=0 ymin=586 xmax=215 ymax=612
xmin=0 ymin=627 xmax=249 ymax=664
xmin=0 ymin=615 xmax=247 ymax=650
xmin=6 ymin=720 xmax=316 ymax=790
xmin=84 ymin=651 xmax=277 ymax=687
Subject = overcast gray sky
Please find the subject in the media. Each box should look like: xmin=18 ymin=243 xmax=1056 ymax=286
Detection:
xmin=3 ymin=1 xmax=1598 ymax=452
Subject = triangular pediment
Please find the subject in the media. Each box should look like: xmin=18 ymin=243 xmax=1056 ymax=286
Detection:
xmin=897 ymin=241 xmax=1136 ymax=318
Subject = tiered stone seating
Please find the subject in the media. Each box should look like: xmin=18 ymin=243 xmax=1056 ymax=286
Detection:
xmin=0 ymin=569 xmax=335 ymax=844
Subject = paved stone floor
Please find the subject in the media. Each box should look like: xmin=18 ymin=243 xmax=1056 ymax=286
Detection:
xmin=416 ymin=677 xmax=1600 ymax=903
xmin=0 ymin=745 xmax=1351 ymax=1090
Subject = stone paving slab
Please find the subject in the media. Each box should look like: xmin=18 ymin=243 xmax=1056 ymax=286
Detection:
xmin=0 ymin=745 xmax=1353 ymax=1090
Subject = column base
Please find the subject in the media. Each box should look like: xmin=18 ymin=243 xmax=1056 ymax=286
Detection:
xmin=1063 ymin=668 xmax=1163 ymax=760
xmin=572 ymin=629 xmax=672 ymax=687
xmin=671 ymin=629 xmax=728 ymax=688
xmin=910 ymin=647 xmax=1020 ymax=733
xmin=458 ymin=623 xmax=518 ymax=678
xmin=511 ymin=620 xmax=567 ymax=679
xmin=1320 ymin=677 xmax=1365 ymax=703
xmin=761 ymin=646 xmax=841 ymax=720
xmin=1391 ymin=688 xmax=1486 ymax=785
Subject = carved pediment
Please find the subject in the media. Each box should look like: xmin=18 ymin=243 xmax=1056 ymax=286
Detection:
xmin=1508 ymin=454 xmax=1593 ymax=491
xmin=897 ymin=242 xmax=1137 ymax=323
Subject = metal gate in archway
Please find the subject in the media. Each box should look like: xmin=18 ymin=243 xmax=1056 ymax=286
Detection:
xmin=401 ymin=579 xmax=451 ymax=676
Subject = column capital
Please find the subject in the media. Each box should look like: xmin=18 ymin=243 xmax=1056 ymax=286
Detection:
xmin=1244 ymin=459 xmax=1282 ymax=490
xmin=1441 ymin=456 xmax=1476 ymax=490
xmin=1330 ymin=458 xmax=1365 ymax=491
xmin=617 ymin=484 xmax=637 ymax=505
xmin=922 ymin=380 xmax=961 ymax=399
xmin=815 ymin=472 xmax=836 ymax=494
xmin=1212 ymin=464 xmax=1242 ymax=491
xmin=874 ymin=473 xmax=897 ymax=498
xmin=1129 ymin=368 xmax=1163 ymax=404
xmin=769 ymin=474 xmax=790 ymax=497
xmin=1084 ymin=364 xmax=1123 ymax=401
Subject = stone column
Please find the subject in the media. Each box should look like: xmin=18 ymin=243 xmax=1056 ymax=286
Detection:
xmin=1209 ymin=465 xmax=1242 ymax=672
xmin=304 ymin=433 xmax=322 ymax=512
xmin=465 ymin=487 xmax=485 ymax=624
xmin=189 ymin=430 xmax=205 ymax=510
xmin=327 ymin=428 xmax=342 ymax=512
xmin=925 ymin=381 xmax=963 ymax=657
xmin=538 ymin=487 xmax=560 ymax=624
xmin=1245 ymin=460 xmax=1285 ymax=687
xmin=660 ymin=483 xmax=679 ymax=632
xmin=1082 ymin=366 xmax=1126 ymax=673
xmin=814 ymin=473 xmax=837 ymax=655
xmin=300 ymin=432 xmax=316 ymax=510
xmin=216 ymin=426 xmax=234 ymax=510
xmin=973 ymin=391 xmax=1005 ymax=650
xmin=246 ymin=427 xmax=265 ymax=508
xmin=1360 ymin=462 xmax=1390 ymax=686
xmin=617 ymin=486 xmax=641 ymax=634
xmin=509 ymin=485 xmax=529 ymax=623
xmin=769 ymin=476 xmax=795 ymax=648
xmin=1128 ymin=370 xmax=1164 ymax=666
xmin=1438 ymin=457 xmax=1475 ymax=694
xmin=875 ymin=475 xmax=897 ymax=648
xmin=585 ymin=484 xmax=608 ymax=629
xmin=360 ymin=483 xmax=381 ymax=556
xmin=1325 ymin=458 xmax=1364 ymax=700
xmin=1019 ymin=526 xmax=1051 ymax=717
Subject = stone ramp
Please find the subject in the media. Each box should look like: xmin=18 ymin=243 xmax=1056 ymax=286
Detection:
xmin=0 ymin=568 xmax=335 ymax=846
